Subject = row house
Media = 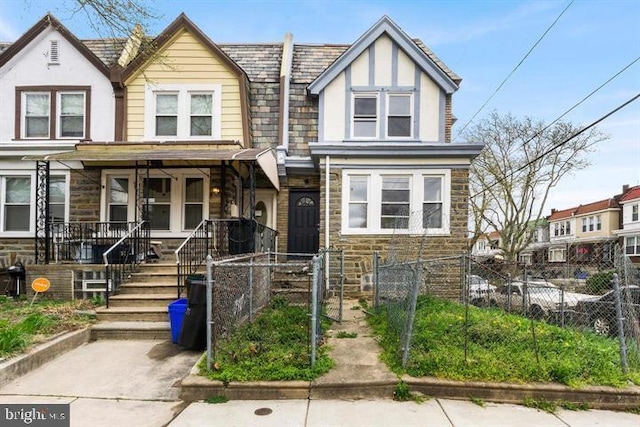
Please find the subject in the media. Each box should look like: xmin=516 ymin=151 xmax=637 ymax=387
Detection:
xmin=616 ymin=185 xmax=640 ymax=264
xmin=0 ymin=13 xmax=482 ymax=297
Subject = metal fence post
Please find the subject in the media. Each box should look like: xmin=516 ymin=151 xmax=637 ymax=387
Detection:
xmin=612 ymin=273 xmax=628 ymax=374
xmin=249 ymin=254 xmax=254 ymax=321
xmin=206 ymin=254 xmax=213 ymax=370
xmin=310 ymin=255 xmax=320 ymax=367
xmin=373 ymin=251 xmax=379 ymax=309
xmin=402 ymin=263 xmax=420 ymax=367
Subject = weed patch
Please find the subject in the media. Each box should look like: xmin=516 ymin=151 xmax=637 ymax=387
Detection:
xmin=205 ymin=395 xmax=228 ymax=404
xmin=336 ymin=331 xmax=357 ymax=339
xmin=200 ymin=300 xmax=333 ymax=382
xmin=368 ymin=295 xmax=640 ymax=388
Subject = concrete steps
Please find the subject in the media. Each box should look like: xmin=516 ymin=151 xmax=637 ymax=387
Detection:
xmin=92 ymin=263 xmax=180 ymax=340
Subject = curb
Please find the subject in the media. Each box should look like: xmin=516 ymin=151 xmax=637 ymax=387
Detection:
xmin=0 ymin=328 xmax=91 ymax=389
xmin=403 ymin=376 xmax=640 ymax=410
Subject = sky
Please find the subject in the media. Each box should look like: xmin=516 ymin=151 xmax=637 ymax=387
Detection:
xmin=1 ymin=0 xmax=639 ymax=214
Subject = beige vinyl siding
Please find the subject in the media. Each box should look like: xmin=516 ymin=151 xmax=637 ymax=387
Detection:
xmin=125 ymin=29 xmax=243 ymax=142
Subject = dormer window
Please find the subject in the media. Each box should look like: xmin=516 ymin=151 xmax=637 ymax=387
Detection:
xmin=351 ymin=92 xmax=413 ymax=139
xmin=387 ymin=93 xmax=412 ymax=138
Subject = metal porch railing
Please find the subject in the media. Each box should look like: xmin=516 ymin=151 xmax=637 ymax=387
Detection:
xmin=175 ymin=219 xmax=278 ymax=299
xmin=103 ymin=221 xmax=150 ymax=308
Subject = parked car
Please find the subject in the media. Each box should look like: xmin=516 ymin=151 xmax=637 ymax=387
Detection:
xmin=574 ymin=285 xmax=640 ymax=336
xmin=489 ymin=282 xmax=591 ymax=320
xmin=468 ymin=275 xmax=496 ymax=305
xmin=514 ymin=274 xmax=555 ymax=287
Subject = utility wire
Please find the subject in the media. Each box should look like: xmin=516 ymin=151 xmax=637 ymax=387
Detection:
xmin=471 ymin=93 xmax=640 ymax=199
xmin=454 ymin=0 xmax=574 ymax=141
xmin=516 ymin=55 xmax=640 ymax=149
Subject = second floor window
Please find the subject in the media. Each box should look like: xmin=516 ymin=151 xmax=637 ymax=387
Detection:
xmin=18 ymin=87 xmax=89 ymax=140
xmin=146 ymin=84 xmax=220 ymax=140
xmin=353 ymin=95 xmax=378 ymax=138
xmin=387 ymin=94 xmax=412 ymax=138
xmin=633 ymin=204 xmax=639 ymax=222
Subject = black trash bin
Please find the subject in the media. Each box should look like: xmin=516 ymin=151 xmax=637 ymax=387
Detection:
xmin=178 ymin=276 xmax=207 ymax=350
xmin=228 ymin=218 xmax=256 ymax=255
xmin=7 ymin=262 xmax=26 ymax=297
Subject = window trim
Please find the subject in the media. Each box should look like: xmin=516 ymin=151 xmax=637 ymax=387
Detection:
xmin=144 ymin=84 xmax=221 ymax=140
xmin=625 ymin=235 xmax=640 ymax=256
xmin=351 ymin=93 xmax=379 ymax=139
xmin=101 ymin=169 xmax=210 ymax=237
xmin=342 ymin=169 xmax=450 ymax=235
xmin=15 ymin=86 xmax=91 ymax=140
xmin=548 ymin=247 xmax=567 ymax=262
xmin=385 ymin=92 xmax=413 ymax=139
xmin=632 ymin=204 xmax=639 ymax=222
xmin=0 ymin=172 xmax=69 ymax=236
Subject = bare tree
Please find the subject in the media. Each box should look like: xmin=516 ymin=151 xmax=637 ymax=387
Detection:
xmin=467 ymin=112 xmax=607 ymax=262
xmin=57 ymin=0 xmax=160 ymax=38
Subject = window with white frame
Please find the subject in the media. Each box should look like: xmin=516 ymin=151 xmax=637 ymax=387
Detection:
xmin=103 ymin=171 xmax=208 ymax=234
xmin=347 ymin=176 xmax=368 ymax=228
xmin=519 ymin=253 xmax=532 ymax=265
xmin=553 ymin=220 xmax=571 ymax=236
xmin=549 ymin=247 xmax=566 ymax=262
xmin=18 ymin=87 xmax=89 ymax=140
xmin=146 ymin=84 xmax=220 ymax=139
xmin=626 ymin=236 xmax=640 ymax=256
xmin=632 ymin=204 xmax=639 ymax=222
xmin=386 ymin=93 xmax=412 ymax=138
xmin=581 ymin=215 xmax=602 ymax=232
xmin=352 ymin=94 xmax=378 ymax=138
xmin=342 ymin=169 xmax=449 ymax=234
xmin=1 ymin=174 xmax=68 ymax=233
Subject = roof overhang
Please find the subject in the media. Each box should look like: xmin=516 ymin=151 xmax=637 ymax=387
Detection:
xmin=23 ymin=142 xmax=279 ymax=190
xmin=308 ymin=141 xmax=484 ymax=159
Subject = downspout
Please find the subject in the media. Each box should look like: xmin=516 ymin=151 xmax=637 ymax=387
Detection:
xmin=276 ymin=33 xmax=294 ymax=176
xmin=325 ymin=155 xmax=330 ymax=249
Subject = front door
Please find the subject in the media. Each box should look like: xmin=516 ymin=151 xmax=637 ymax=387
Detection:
xmin=287 ymin=190 xmax=320 ymax=254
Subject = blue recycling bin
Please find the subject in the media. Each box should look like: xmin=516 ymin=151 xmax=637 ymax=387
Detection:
xmin=168 ymin=298 xmax=188 ymax=344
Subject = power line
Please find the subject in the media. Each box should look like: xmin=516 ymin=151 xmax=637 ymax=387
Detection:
xmin=471 ymin=93 xmax=640 ymax=199
xmin=453 ymin=0 xmax=574 ymax=141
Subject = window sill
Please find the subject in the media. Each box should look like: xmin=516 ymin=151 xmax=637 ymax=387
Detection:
xmin=341 ymin=229 xmax=451 ymax=236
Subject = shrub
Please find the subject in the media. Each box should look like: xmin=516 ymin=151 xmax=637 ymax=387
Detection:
xmin=585 ymin=271 xmax=615 ymax=294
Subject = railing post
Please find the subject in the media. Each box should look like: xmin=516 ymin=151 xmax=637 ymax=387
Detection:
xmin=310 ymin=255 xmax=320 ymax=367
xmin=612 ymin=273 xmax=628 ymax=374
xmin=206 ymin=254 xmax=213 ymax=370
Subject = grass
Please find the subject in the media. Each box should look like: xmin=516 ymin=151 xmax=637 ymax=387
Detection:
xmin=336 ymin=331 xmax=358 ymax=339
xmin=368 ymin=295 xmax=640 ymax=388
xmin=199 ymin=298 xmax=333 ymax=383
xmin=0 ymin=296 xmax=97 ymax=358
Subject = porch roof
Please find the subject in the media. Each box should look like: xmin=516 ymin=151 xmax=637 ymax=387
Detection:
xmin=23 ymin=142 xmax=280 ymax=190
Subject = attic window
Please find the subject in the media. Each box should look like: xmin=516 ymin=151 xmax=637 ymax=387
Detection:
xmin=49 ymin=40 xmax=60 ymax=64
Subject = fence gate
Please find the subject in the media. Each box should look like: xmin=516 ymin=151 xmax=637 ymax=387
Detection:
xmin=316 ymin=248 xmax=344 ymax=323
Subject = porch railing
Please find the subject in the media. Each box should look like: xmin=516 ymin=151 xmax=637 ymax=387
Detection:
xmin=103 ymin=221 xmax=150 ymax=308
xmin=175 ymin=218 xmax=278 ymax=299
xmin=46 ymin=221 xmax=135 ymax=264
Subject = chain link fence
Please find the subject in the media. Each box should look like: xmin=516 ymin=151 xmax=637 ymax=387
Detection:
xmin=374 ymin=245 xmax=640 ymax=378
xmin=205 ymin=250 xmax=344 ymax=369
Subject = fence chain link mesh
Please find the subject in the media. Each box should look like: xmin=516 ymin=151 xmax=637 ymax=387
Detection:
xmin=374 ymin=244 xmax=640 ymax=378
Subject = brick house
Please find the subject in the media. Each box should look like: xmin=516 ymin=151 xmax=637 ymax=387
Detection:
xmin=0 ymin=14 xmax=482 ymax=297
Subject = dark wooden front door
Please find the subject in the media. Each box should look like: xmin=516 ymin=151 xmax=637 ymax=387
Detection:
xmin=287 ymin=190 xmax=320 ymax=254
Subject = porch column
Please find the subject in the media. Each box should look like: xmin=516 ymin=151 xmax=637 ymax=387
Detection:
xmin=35 ymin=161 xmax=51 ymax=264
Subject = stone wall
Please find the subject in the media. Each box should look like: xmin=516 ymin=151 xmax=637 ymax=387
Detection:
xmin=288 ymin=83 xmax=318 ymax=156
xmin=69 ymin=169 xmax=101 ymax=222
xmin=250 ymin=82 xmax=280 ymax=150
xmin=320 ymin=167 xmax=470 ymax=297
xmin=0 ymin=239 xmax=34 ymax=268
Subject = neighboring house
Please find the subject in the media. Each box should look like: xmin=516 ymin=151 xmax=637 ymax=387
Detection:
xmin=545 ymin=198 xmax=620 ymax=266
xmin=518 ymin=219 xmax=549 ymax=265
xmin=616 ymin=185 xmax=640 ymax=264
xmin=471 ymin=231 xmax=503 ymax=261
xmin=0 ymin=14 xmax=121 ymax=267
xmin=0 ymin=14 xmax=482 ymax=297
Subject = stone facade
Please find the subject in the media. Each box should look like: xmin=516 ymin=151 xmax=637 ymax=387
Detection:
xmin=250 ymin=82 xmax=280 ymax=150
xmin=288 ymin=84 xmax=319 ymax=156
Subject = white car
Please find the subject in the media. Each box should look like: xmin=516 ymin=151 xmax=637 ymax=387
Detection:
xmin=490 ymin=282 xmax=591 ymax=319
xmin=468 ymin=275 xmax=496 ymax=305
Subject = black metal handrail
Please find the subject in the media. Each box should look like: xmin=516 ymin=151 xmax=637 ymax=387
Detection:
xmin=174 ymin=218 xmax=278 ymax=298
xmin=103 ymin=221 xmax=150 ymax=308
xmin=47 ymin=221 xmax=133 ymax=264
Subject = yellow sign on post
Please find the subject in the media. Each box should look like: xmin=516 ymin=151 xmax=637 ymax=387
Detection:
xmin=32 ymin=277 xmax=51 ymax=293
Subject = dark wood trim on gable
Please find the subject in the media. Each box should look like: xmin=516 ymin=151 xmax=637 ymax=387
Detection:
xmin=0 ymin=14 xmax=110 ymax=78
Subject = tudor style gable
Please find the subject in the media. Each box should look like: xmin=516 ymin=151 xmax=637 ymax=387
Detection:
xmin=308 ymin=15 xmax=459 ymax=145
xmin=121 ymin=14 xmax=251 ymax=146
